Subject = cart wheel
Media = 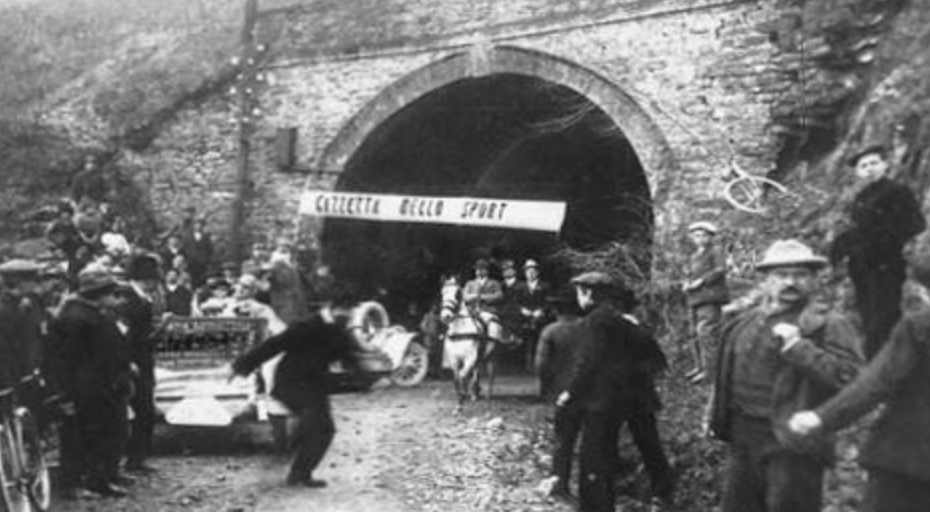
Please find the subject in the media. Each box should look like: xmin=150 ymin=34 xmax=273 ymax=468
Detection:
xmin=391 ymin=342 xmax=429 ymax=387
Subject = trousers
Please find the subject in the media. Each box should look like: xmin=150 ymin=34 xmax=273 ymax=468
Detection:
xmin=552 ymin=403 xmax=583 ymax=487
xmin=722 ymin=416 xmax=824 ymax=512
xmin=76 ymin=392 xmax=129 ymax=486
xmin=127 ymin=366 xmax=155 ymax=465
xmin=287 ymin=395 xmax=335 ymax=481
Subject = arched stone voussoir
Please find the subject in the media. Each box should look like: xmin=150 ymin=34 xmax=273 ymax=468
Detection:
xmin=316 ymin=44 xmax=678 ymax=201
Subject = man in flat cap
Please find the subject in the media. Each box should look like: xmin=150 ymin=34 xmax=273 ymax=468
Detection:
xmin=683 ymin=221 xmax=729 ymax=384
xmin=830 ymin=144 xmax=925 ymax=360
xmin=559 ymin=271 xmax=673 ymax=511
xmin=708 ymin=239 xmax=863 ymax=512
xmin=45 ymin=267 xmax=133 ymax=498
xmin=0 ymin=259 xmax=46 ymax=390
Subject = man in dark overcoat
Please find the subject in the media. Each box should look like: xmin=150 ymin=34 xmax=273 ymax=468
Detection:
xmin=44 ymin=268 xmax=132 ymax=498
xmin=830 ymin=144 xmax=925 ymax=359
xmin=116 ymin=253 xmax=164 ymax=472
xmin=558 ymin=271 xmax=673 ymax=511
xmin=229 ymin=305 xmax=359 ymax=487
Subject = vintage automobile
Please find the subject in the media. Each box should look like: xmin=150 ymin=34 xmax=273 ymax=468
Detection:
xmin=153 ymin=302 xmax=429 ymax=428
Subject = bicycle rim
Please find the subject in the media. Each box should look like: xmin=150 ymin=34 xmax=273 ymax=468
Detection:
xmin=0 ymin=425 xmax=31 ymax=512
xmin=15 ymin=412 xmax=50 ymax=511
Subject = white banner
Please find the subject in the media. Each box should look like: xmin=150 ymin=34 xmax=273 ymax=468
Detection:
xmin=299 ymin=191 xmax=566 ymax=232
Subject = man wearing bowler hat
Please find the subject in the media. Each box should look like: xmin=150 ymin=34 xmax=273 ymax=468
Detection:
xmin=830 ymin=144 xmax=925 ymax=360
xmin=708 ymin=239 xmax=863 ymax=512
xmin=515 ymin=259 xmax=552 ymax=369
xmin=45 ymin=267 xmax=133 ymax=498
xmin=559 ymin=271 xmax=673 ymax=511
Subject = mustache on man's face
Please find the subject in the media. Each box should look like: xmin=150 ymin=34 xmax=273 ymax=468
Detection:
xmin=778 ymin=285 xmax=802 ymax=295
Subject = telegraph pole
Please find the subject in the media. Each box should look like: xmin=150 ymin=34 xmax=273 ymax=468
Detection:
xmin=230 ymin=0 xmax=259 ymax=264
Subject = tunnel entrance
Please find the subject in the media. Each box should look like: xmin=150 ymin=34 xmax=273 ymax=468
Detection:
xmin=320 ymin=73 xmax=653 ymax=316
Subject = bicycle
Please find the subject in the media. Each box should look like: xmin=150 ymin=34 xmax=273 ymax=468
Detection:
xmin=722 ymin=161 xmax=797 ymax=214
xmin=0 ymin=373 xmax=51 ymax=512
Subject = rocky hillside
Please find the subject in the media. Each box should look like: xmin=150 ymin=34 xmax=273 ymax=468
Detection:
xmin=0 ymin=0 xmax=242 ymax=252
xmin=720 ymin=0 xmax=929 ymax=261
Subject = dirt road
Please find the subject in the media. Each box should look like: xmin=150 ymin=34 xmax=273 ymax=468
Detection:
xmin=50 ymin=376 xmax=565 ymax=512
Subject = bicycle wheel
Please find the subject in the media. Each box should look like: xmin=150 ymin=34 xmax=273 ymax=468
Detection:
xmin=0 ymin=423 xmax=31 ymax=512
xmin=14 ymin=410 xmax=50 ymax=511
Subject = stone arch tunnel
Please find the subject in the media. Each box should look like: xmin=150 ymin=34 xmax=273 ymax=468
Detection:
xmin=319 ymin=71 xmax=655 ymax=313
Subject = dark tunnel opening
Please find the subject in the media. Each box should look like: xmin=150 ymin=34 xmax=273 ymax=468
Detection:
xmin=320 ymin=73 xmax=653 ymax=316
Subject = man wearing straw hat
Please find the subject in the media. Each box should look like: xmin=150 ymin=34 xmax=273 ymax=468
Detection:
xmin=708 ymin=239 xmax=863 ymax=512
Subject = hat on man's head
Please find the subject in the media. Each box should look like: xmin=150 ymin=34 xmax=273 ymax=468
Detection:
xmin=847 ymin=143 xmax=888 ymax=167
xmin=755 ymin=239 xmax=828 ymax=271
xmin=500 ymin=259 xmax=515 ymax=271
xmin=77 ymin=268 xmax=118 ymax=296
xmin=570 ymin=271 xmax=614 ymax=289
xmin=126 ymin=253 xmax=161 ymax=281
xmin=0 ymin=259 xmax=44 ymax=277
xmin=523 ymin=259 xmax=539 ymax=270
xmin=688 ymin=221 xmax=719 ymax=235
xmin=474 ymin=259 xmax=490 ymax=270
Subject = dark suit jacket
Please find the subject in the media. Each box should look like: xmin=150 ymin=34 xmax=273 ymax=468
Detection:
xmin=535 ymin=316 xmax=583 ymax=400
xmin=831 ymin=178 xmax=925 ymax=266
xmin=114 ymin=285 xmax=157 ymax=370
xmin=565 ymin=303 xmax=667 ymax=414
xmin=44 ymin=297 xmax=131 ymax=403
xmin=686 ymin=246 xmax=729 ymax=307
xmin=709 ymin=302 xmax=862 ymax=462
xmin=232 ymin=314 xmax=356 ymax=409
xmin=514 ymin=280 xmax=551 ymax=312
xmin=817 ymin=307 xmax=930 ymax=481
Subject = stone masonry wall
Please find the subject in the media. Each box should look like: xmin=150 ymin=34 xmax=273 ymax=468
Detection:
xmin=247 ymin=0 xmax=788 ymax=251
xmin=119 ymin=0 xmax=911 ymax=272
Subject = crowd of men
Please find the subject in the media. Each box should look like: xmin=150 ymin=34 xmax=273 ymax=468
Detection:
xmin=2 ymin=142 xmax=929 ymax=512
xmin=529 ymin=144 xmax=929 ymax=512
xmin=0 ymin=187 xmax=327 ymax=499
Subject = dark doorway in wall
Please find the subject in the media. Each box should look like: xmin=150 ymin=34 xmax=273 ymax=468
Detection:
xmin=320 ymin=73 xmax=652 ymax=316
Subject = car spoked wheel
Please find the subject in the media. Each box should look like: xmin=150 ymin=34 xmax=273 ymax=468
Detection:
xmin=390 ymin=342 xmax=428 ymax=387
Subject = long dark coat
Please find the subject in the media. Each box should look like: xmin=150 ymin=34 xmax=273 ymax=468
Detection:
xmin=43 ymin=297 xmax=132 ymax=403
xmin=231 ymin=314 xmax=356 ymax=410
xmin=0 ymin=293 xmax=44 ymax=389
xmin=565 ymin=303 xmax=667 ymax=414
xmin=831 ymin=177 xmax=925 ymax=358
